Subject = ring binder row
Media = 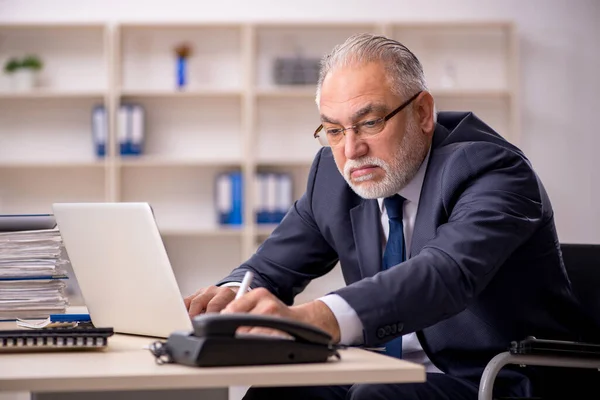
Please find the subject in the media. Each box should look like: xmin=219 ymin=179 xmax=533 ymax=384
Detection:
xmin=1 ymin=335 xmax=107 ymax=348
xmin=215 ymin=172 xmax=294 ymax=226
xmin=0 ymin=327 xmax=114 ymax=352
xmin=92 ymin=104 xmax=145 ymax=157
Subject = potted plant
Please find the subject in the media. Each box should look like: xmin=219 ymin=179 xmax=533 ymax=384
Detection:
xmin=3 ymin=55 xmax=43 ymax=91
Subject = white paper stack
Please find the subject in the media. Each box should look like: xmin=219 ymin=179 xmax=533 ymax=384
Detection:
xmin=0 ymin=228 xmax=69 ymax=320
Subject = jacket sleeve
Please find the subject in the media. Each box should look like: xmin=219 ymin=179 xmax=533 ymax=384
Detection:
xmin=333 ymin=143 xmax=545 ymax=346
xmin=216 ymin=148 xmax=339 ymax=305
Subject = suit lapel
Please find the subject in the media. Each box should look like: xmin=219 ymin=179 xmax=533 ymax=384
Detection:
xmin=350 ymin=199 xmax=382 ymax=279
xmin=411 ymin=123 xmax=450 ymax=256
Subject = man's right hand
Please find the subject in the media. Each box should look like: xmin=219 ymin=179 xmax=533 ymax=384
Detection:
xmin=184 ymin=286 xmax=239 ymax=317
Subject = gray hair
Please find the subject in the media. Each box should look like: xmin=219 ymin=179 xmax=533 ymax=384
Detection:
xmin=315 ymin=33 xmax=429 ymax=107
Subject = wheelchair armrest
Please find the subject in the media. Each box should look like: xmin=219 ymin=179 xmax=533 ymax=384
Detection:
xmin=510 ymin=336 xmax=600 ymax=358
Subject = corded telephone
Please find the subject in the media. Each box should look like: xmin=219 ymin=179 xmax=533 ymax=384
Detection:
xmin=149 ymin=313 xmax=343 ymax=367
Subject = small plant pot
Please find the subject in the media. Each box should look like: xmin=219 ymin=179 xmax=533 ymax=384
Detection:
xmin=10 ymin=69 xmax=37 ymax=92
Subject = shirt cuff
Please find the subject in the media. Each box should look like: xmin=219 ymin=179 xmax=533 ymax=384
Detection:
xmin=317 ymin=294 xmax=364 ymax=345
xmin=220 ymin=282 xmax=252 ymax=292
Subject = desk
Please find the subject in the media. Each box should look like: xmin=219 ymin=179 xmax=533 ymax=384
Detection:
xmin=0 ymin=334 xmax=425 ymax=394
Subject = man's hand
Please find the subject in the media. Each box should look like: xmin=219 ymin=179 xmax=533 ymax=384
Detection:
xmin=184 ymin=285 xmax=239 ymax=317
xmin=222 ymin=287 xmax=341 ymax=343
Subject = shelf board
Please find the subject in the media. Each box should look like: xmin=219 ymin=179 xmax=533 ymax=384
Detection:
xmin=255 ymin=21 xmax=379 ymax=29
xmin=256 ymin=159 xmax=313 ymax=167
xmin=390 ymin=21 xmax=514 ymax=30
xmin=159 ymin=226 xmax=244 ymax=237
xmin=119 ymin=22 xmax=241 ymax=29
xmin=256 ymin=88 xmax=510 ymax=100
xmin=0 ymin=23 xmax=106 ymax=30
xmin=0 ymin=160 xmax=106 ymax=168
xmin=256 ymin=86 xmax=316 ymax=98
xmin=0 ymin=91 xmax=106 ymax=100
xmin=431 ymin=88 xmax=511 ymax=98
xmin=119 ymin=88 xmax=242 ymax=98
xmin=116 ymin=156 xmax=242 ymax=168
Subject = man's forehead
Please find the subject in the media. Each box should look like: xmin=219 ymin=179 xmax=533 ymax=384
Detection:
xmin=320 ymin=65 xmax=393 ymax=107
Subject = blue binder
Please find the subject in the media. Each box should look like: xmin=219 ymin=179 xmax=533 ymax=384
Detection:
xmin=91 ymin=105 xmax=107 ymax=157
xmin=215 ymin=172 xmax=243 ymax=226
xmin=118 ymin=104 xmax=145 ymax=156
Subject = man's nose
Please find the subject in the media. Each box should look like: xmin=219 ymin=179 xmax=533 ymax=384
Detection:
xmin=344 ymin=130 xmax=367 ymax=160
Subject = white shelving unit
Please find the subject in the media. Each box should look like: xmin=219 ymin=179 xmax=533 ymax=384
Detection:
xmin=0 ymin=23 xmax=110 ymax=223
xmin=0 ymin=21 xmax=519 ymax=304
xmin=384 ymin=21 xmax=519 ymax=143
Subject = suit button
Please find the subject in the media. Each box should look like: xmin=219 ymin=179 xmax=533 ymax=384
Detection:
xmin=384 ymin=325 xmax=391 ymax=335
xmin=377 ymin=328 xmax=385 ymax=339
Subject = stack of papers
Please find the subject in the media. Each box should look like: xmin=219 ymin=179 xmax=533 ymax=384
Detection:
xmin=0 ymin=228 xmax=69 ymax=320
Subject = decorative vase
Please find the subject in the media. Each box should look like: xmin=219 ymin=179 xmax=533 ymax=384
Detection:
xmin=176 ymin=56 xmax=187 ymax=90
xmin=11 ymin=69 xmax=37 ymax=92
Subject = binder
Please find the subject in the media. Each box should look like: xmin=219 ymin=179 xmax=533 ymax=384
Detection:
xmin=215 ymin=172 xmax=243 ymax=226
xmin=255 ymin=173 xmax=292 ymax=224
xmin=229 ymin=171 xmax=243 ymax=226
xmin=265 ymin=173 xmax=277 ymax=224
xmin=216 ymin=173 xmax=232 ymax=225
xmin=129 ymin=104 xmax=145 ymax=155
xmin=0 ymin=326 xmax=114 ymax=352
xmin=276 ymin=173 xmax=293 ymax=222
xmin=91 ymin=105 xmax=107 ymax=157
xmin=118 ymin=104 xmax=130 ymax=155
xmin=118 ymin=103 xmax=145 ymax=156
xmin=256 ymin=173 xmax=268 ymax=224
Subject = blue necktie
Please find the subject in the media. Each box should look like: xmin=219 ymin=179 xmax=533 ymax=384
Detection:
xmin=382 ymin=194 xmax=406 ymax=358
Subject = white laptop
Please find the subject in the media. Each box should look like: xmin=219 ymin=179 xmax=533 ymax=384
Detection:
xmin=52 ymin=202 xmax=193 ymax=338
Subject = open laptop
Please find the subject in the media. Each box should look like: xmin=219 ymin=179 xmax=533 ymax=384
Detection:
xmin=52 ymin=202 xmax=193 ymax=338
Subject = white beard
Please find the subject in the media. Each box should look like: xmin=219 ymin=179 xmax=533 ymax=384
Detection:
xmin=340 ymin=116 xmax=429 ymax=199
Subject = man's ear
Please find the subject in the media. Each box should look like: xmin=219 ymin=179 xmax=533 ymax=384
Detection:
xmin=415 ymin=91 xmax=435 ymax=135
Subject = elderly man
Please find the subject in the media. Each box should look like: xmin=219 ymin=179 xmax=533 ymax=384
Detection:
xmin=185 ymin=34 xmax=589 ymax=399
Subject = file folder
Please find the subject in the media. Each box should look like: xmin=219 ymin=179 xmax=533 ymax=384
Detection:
xmin=230 ymin=172 xmax=243 ymax=226
xmin=118 ymin=103 xmax=145 ymax=156
xmin=265 ymin=173 xmax=277 ymax=224
xmin=277 ymin=173 xmax=293 ymax=222
xmin=255 ymin=173 xmax=293 ymax=224
xmin=118 ymin=104 xmax=130 ymax=155
xmin=91 ymin=105 xmax=107 ymax=157
xmin=216 ymin=173 xmax=232 ymax=225
xmin=129 ymin=104 xmax=145 ymax=155
xmin=215 ymin=172 xmax=243 ymax=226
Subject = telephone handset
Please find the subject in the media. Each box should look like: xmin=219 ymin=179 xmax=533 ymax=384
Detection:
xmin=194 ymin=313 xmax=333 ymax=345
xmin=155 ymin=313 xmax=342 ymax=367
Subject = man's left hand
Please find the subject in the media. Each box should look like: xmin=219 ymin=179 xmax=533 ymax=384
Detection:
xmin=222 ymin=287 xmax=341 ymax=343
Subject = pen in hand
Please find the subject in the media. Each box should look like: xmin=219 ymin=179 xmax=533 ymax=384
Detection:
xmin=235 ymin=271 xmax=254 ymax=300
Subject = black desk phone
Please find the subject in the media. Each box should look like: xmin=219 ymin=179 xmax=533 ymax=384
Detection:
xmin=150 ymin=313 xmax=342 ymax=367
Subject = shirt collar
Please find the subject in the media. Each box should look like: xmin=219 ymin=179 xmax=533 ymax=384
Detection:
xmin=378 ymin=146 xmax=431 ymax=212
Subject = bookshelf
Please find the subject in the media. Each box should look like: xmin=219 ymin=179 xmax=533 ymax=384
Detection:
xmin=0 ymin=21 xmax=519 ymax=306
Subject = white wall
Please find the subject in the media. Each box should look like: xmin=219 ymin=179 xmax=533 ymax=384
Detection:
xmin=1 ymin=0 xmax=599 ymax=243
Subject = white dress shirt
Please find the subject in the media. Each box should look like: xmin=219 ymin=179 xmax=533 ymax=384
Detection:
xmin=318 ymin=148 xmax=443 ymax=373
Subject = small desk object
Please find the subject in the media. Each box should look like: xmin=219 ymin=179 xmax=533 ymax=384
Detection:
xmin=0 ymin=334 xmax=425 ymax=393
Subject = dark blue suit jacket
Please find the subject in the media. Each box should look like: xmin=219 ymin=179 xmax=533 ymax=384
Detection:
xmin=219 ymin=112 xmax=587 ymax=388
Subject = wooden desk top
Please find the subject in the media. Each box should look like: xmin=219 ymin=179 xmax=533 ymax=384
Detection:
xmin=0 ymin=334 xmax=425 ymax=393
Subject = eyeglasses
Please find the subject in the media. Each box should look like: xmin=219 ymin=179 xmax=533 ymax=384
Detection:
xmin=313 ymin=91 xmax=422 ymax=147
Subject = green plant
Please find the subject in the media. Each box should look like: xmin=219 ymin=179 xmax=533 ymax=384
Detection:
xmin=21 ymin=55 xmax=43 ymax=71
xmin=3 ymin=55 xmax=44 ymax=74
xmin=3 ymin=58 xmax=21 ymax=74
